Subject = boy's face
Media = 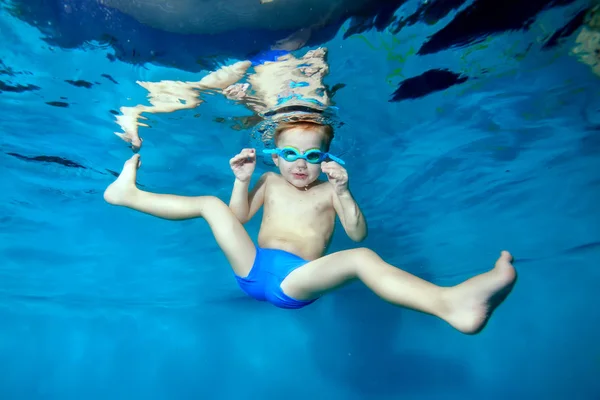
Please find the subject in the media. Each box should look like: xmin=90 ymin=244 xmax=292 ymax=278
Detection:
xmin=272 ymin=127 xmax=326 ymax=189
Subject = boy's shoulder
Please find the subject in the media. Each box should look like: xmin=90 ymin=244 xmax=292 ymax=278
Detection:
xmin=259 ymin=171 xmax=277 ymax=184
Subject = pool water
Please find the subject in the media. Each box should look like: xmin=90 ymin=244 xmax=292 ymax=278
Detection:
xmin=1 ymin=1 xmax=599 ymax=399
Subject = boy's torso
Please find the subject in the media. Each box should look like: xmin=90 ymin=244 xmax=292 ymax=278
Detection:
xmin=257 ymin=173 xmax=336 ymax=260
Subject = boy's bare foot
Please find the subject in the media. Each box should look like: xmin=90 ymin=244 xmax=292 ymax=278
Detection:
xmin=443 ymin=251 xmax=517 ymax=334
xmin=103 ymin=154 xmax=142 ymax=206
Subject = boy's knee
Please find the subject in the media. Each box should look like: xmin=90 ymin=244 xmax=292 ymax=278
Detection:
xmin=203 ymin=195 xmax=227 ymax=208
xmin=352 ymin=247 xmax=378 ymax=259
xmin=198 ymin=196 xmax=230 ymax=216
xmin=350 ymin=247 xmax=380 ymax=272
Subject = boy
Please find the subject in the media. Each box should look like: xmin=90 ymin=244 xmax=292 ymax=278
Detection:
xmin=104 ymin=121 xmax=517 ymax=335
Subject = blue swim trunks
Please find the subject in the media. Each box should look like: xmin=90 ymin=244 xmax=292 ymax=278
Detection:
xmin=234 ymin=247 xmax=318 ymax=309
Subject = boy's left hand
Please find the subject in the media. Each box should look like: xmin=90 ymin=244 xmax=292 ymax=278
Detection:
xmin=321 ymin=161 xmax=349 ymax=195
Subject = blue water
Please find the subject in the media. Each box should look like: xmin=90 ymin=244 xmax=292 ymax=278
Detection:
xmin=1 ymin=2 xmax=600 ymax=399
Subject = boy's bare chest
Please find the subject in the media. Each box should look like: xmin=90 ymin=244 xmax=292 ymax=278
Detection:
xmin=264 ymin=184 xmax=332 ymax=217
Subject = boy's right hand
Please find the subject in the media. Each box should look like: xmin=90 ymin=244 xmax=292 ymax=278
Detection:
xmin=230 ymin=148 xmax=256 ymax=183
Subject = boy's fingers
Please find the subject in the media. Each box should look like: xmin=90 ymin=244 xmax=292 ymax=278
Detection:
xmin=241 ymin=149 xmax=256 ymax=159
xmin=231 ymin=156 xmax=246 ymax=165
xmin=230 ymin=149 xmax=257 ymax=168
xmin=232 ymin=155 xmax=255 ymax=166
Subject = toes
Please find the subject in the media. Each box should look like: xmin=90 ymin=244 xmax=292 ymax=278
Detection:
xmin=496 ymin=251 xmax=517 ymax=282
xmin=501 ymin=250 xmax=512 ymax=258
xmin=125 ymin=154 xmax=141 ymax=169
xmin=498 ymin=250 xmax=513 ymax=263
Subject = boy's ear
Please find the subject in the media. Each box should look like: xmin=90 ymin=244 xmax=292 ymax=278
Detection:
xmin=272 ymin=153 xmax=279 ymax=166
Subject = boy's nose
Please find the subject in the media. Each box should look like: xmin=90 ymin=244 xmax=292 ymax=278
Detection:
xmin=295 ymin=159 xmax=307 ymax=168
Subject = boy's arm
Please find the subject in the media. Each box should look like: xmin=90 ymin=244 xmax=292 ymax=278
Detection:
xmin=332 ymin=189 xmax=368 ymax=242
xmin=229 ymin=172 xmax=269 ymax=224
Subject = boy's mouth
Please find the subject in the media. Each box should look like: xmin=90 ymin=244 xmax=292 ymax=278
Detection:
xmin=292 ymin=172 xmax=308 ymax=179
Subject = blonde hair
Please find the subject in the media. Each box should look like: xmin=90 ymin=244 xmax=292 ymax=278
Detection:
xmin=273 ymin=121 xmax=334 ymax=151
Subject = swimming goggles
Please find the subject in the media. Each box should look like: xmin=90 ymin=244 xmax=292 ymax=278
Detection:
xmin=263 ymin=147 xmax=345 ymax=165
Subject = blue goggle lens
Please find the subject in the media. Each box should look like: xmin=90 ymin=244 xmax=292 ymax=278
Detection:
xmin=280 ymin=148 xmax=324 ymax=164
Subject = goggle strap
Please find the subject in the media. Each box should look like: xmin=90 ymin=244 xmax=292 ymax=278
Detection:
xmin=327 ymin=153 xmax=345 ymax=165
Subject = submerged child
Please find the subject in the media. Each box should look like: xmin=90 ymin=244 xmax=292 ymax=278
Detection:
xmin=104 ymin=121 xmax=516 ymax=335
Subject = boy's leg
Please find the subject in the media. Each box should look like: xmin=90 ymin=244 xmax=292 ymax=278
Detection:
xmin=280 ymin=248 xmax=516 ymax=334
xmin=104 ymin=154 xmax=255 ymax=277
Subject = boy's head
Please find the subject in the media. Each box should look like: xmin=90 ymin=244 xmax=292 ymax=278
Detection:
xmin=274 ymin=121 xmax=333 ymax=151
xmin=271 ymin=121 xmax=334 ymax=189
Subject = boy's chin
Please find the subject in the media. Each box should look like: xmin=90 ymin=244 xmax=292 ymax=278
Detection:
xmin=287 ymin=176 xmax=317 ymax=188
